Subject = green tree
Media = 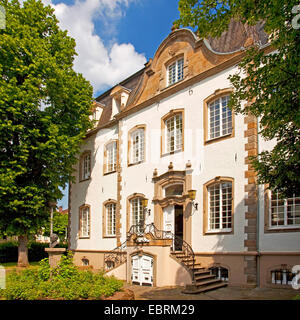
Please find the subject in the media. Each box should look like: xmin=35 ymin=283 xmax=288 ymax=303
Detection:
xmin=176 ymin=0 xmax=300 ymax=197
xmin=42 ymin=210 xmax=68 ymax=243
xmin=0 ymin=0 xmax=93 ymax=266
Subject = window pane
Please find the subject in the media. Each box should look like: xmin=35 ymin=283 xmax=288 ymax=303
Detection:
xmin=106 ymin=203 xmax=116 ymax=236
xmin=270 ymin=193 xmax=300 ymax=227
xmin=131 ymin=129 xmax=144 ymax=164
xmin=107 ymin=142 xmax=117 ymax=172
xmin=131 ymin=198 xmax=144 ymax=232
xmin=177 ymin=58 xmax=184 ymax=81
xmin=166 ymin=114 xmax=182 ymax=153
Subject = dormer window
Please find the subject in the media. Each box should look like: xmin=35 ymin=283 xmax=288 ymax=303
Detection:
xmin=110 ymin=85 xmax=131 ymax=119
xmin=167 ymin=58 xmax=184 ymax=86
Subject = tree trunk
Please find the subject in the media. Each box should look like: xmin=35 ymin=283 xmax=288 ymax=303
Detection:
xmin=18 ymin=235 xmax=29 ymax=267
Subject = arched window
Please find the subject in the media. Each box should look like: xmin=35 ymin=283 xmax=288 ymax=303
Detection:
xmin=271 ymin=268 xmax=294 ymax=285
xmin=104 ymin=141 xmax=117 ymax=174
xmin=79 ymin=151 xmax=91 ymax=182
xmin=167 ymin=57 xmax=184 ymax=86
xmin=128 ymin=126 xmax=145 ymax=165
xmin=131 ymin=197 xmax=144 ymax=232
xmin=204 ymin=89 xmax=235 ymax=144
xmin=104 ymin=201 xmax=116 ymax=237
xmin=82 ymin=258 xmax=89 ymax=266
xmin=204 ymin=177 xmax=234 ymax=234
xmin=209 ymin=266 xmax=229 ymax=281
xmin=161 ymin=109 xmax=184 ymax=155
xmin=79 ymin=205 xmax=90 ymax=238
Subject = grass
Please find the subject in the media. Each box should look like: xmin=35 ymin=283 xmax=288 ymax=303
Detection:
xmin=1 ymin=261 xmax=40 ymax=268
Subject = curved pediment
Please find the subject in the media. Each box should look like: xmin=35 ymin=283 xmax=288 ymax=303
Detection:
xmin=127 ymin=28 xmax=241 ymax=109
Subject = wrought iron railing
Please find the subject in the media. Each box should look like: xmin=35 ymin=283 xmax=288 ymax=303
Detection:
xmin=128 ymin=223 xmax=195 ymax=280
xmin=105 ymin=223 xmax=195 ymax=281
xmin=104 ymin=239 xmax=127 ymax=271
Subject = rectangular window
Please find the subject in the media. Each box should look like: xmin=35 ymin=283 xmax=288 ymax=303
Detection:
xmin=208 ymin=96 xmax=232 ymax=140
xmin=106 ymin=142 xmax=117 ymax=173
xmin=131 ymin=198 xmax=144 ymax=232
xmin=270 ymin=193 xmax=300 ymax=228
xmin=131 ymin=129 xmax=145 ymax=164
xmin=80 ymin=207 xmax=90 ymax=238
xmin=106 ymin=203 xmax=116 ymax=236
xmin=165 ymin=114 xmax=182 ymax=153
xmin=168 ymin=58 xmax=184 ymax=86
xmin=208 ymin=182 xmax=232 ymax=232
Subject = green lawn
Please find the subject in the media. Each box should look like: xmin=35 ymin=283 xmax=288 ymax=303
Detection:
xmin=1 ymin=261 xmax=40 ymax=268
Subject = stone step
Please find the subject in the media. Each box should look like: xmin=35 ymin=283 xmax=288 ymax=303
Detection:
xmin=195 ymin=278 xmax=222 ymax=287
xmin=182 ymin=282 xmax=228 ymax=294
xmin=194 ymin=274 xmax=216 ymax=281
xmin=193 ymin=269 xmax=211 ymax=276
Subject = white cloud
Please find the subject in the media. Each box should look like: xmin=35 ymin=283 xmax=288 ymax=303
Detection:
xmin=44 ymin=0 xmax=146 ymax=94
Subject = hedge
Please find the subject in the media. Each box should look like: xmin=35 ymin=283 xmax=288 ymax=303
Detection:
xmin=0 ymin=241 xmax=68 ymax=263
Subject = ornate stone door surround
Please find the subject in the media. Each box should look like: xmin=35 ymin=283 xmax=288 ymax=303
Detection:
xmin=152 ymin=162 xmax=193 ymax=245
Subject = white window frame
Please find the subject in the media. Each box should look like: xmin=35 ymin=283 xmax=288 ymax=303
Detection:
xmin=106 ymin=141 xmax=117 ymax=173
xmin=82 ymin=153 xmax=91 ymax=180
xmin=165 ymin=114 xmax=183 ymax=153
xmin=80 ymin=207 xmax=90 ymax=238
xmin=208 ymin=95 xmax=232 ymax=140
xmin=207 ymin=182 xmax=232 ymax=233
xmin=167 ymin=58 xmax=184 ymax=86
xmin=131 ymin=129 xmax=145 ymax=164
xmin=269 ymin=192 xmax=300 ymax=229
xmin=106 ymin=203 xmax=116 ymax=236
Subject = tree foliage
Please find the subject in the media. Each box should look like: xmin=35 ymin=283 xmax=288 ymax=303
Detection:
xmin=42 ymin=210 xmax=68 ymax=242
xmin=0 ymin=0 xmax=93 ymax=243
xmin=176 ymin=0 xmax=300 ymax=197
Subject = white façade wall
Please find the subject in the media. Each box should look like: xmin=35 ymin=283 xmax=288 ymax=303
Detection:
xmin=70 ymin=126 xmax=119 ymax=251
xmin=258 ymin=134 xmax=300 ymax=252
xmin=120 ymin=65 xmax=248 ymax=252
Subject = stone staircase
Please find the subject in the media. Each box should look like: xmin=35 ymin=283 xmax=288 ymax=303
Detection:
xmin=171 ymin=251 xmax=228 ymax=294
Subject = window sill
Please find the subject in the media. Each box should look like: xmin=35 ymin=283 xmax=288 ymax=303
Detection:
xmin=103 ymin=235 xmax=116 ymax=239
xmin=205 ymin=229 xmax=232 ymax=235
xmin=128 ymin=160 xmax=145 ymax=167
xmin=79 ymin=177 xmax=91 ymax=183
xmin=79 ymin=236 xmax=90 ymax=239
xmin=205 ymin=132 xmax=234 ymax=145
xmin=265 ymin=226 xmax=300 ymax=233
xmin=161 ymin=149 xmax=183 ymax=158
xmin=104 ymin=170 xmax=117 ymax=176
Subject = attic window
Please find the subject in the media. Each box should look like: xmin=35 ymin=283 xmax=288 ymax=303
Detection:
xmin=167 ymin=58 xmax=184 ymax=86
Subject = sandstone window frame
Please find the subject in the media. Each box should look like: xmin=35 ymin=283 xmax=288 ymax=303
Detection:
xmin=128 ymin=125 xmax=146 ymax=167
xmin=79 ymin=151 xmax=91 ymax=182
xmin=161 ymin=109 xmax=184 ymax=157
xmin=78 ymin=204 xmax=91 ymax=239
xmin=264 ymin=188 xmax=300 ymax=233
xmin=203 ymin=88 xmax=235 ymax=145
xmin=103 ymin=199 xmax=117 ymax=238
xmin=203 ymin=177 xmax=234 ymax=235
xmin=103 ymin=140 xmax=118 ymax=175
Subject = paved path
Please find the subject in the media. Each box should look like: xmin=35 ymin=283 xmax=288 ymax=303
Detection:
xmin=124 ymin=283 xmax=299 ymax=300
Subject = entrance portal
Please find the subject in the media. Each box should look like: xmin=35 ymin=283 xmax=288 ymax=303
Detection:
xmin=163 ymin=205 xmax=184 ymax=250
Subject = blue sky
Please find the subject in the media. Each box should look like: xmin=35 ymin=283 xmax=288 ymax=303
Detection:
xmin=54 ymin=0 xmax=181 ymax=209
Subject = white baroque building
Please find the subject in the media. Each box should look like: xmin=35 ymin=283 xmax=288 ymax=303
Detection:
xmin=68 ymin=23 xmax=300 ymax=292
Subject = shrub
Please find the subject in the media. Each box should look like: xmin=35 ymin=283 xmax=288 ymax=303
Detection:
xmin=1 ymin=251 xmax=123 ymax=300
xmin=0 ymin=241 xmax=68 ymax=263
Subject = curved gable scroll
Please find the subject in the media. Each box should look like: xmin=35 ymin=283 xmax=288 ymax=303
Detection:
xmin=129 ymin=28 xmax=242 ymax=109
